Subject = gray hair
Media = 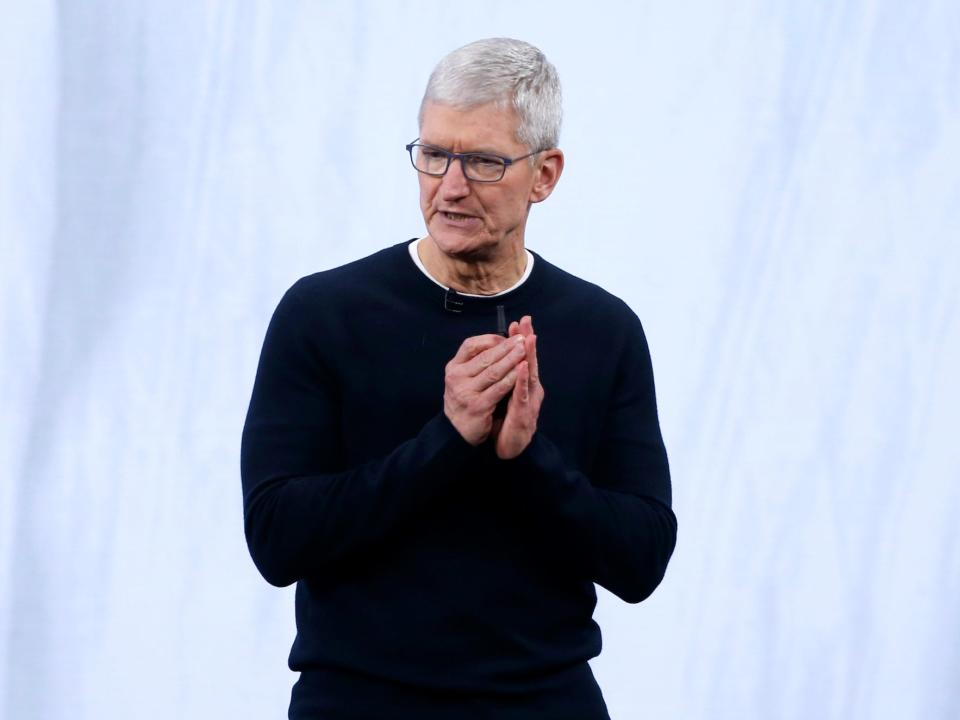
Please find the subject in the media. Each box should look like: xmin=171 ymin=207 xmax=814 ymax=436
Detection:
xmin=418 ymin=38 xmax=562 ymax=152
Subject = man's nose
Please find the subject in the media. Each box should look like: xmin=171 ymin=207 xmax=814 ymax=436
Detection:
xmin=439 ymin=157 xmax=470 ymax=199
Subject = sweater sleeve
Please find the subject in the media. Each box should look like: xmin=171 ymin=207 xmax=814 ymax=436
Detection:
xmin=507 ymin=309 xmax=676 ymax=604
xmin=240 ymin=284 xmax=477 ymax=587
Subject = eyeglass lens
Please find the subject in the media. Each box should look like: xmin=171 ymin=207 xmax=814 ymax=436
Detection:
xmin=411 ymin=145 xmax=506 ymax=181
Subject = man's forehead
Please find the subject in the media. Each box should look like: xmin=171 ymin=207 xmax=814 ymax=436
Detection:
xmin=419 ymin=101 xmax=522 ymax=151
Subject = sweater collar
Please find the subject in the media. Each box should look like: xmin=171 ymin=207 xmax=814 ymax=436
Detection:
xmin=400 ymin=238 xmax=547 ymax=315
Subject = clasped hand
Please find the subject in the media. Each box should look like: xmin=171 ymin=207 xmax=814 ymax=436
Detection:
xmin=444 ymin=315 xmax=543 ymax=459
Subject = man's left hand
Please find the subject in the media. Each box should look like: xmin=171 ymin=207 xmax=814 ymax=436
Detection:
xmin=492 ymin=315 xmax=544 ymax=459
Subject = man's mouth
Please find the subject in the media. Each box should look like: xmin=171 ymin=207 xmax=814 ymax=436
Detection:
xmin=442 ymin=211 xmax=475 ymax=221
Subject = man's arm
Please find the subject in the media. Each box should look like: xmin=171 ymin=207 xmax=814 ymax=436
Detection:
xmin=242 ymin=414 xmax=477 ymax=588
xmin=240 ymin=285 xmax=522 ymax=587
xmin=508 ymin=433 xmax=676 ymax=604
xmin=499 ymin=312 xmax=676 ymax=603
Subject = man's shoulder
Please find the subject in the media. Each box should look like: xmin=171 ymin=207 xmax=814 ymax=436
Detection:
xmin=287 ymin=240 xmax=410 ymax=303
xmin=533 ymin=250 xmax=639 ymax=326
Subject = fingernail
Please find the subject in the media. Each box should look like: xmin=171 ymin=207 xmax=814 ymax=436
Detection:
xmin=514 ymin=334 xmax=525 ymax=343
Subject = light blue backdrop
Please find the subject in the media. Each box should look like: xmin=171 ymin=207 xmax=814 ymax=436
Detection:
xmin=2 ymin=2 xmax=958 ymax=718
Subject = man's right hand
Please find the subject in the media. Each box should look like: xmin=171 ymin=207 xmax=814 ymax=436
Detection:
xmin=444 ymin=333 xmax=527 ymax=446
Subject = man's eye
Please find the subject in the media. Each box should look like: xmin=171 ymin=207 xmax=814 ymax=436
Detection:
xmin=468 ymin=155 xmax=504 ymax=168
xmin=421 ymin=149 xmax=447 ymax=160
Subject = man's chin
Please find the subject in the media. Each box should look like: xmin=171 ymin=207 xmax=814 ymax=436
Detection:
xmin=428 ymin=230 xmax=495 ymax=262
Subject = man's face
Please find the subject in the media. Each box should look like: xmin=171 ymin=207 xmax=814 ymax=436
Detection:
xmin=417 ymin=101 xmax=553 ymax=261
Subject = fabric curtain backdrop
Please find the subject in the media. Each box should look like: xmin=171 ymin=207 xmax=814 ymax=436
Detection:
xmin=2 ymin=2 xmax=958 ymax=718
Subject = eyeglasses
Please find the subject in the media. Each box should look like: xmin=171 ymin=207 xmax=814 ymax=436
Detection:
xmin=405 ymin=139 xmax=543 ymax=182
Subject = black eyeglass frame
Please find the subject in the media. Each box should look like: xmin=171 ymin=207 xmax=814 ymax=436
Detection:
xmin=405 ymin=139 xmax=544 ymax=182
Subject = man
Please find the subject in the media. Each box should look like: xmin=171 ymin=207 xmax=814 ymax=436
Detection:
xmin=241 ymin=37 xmax=676 ymax=720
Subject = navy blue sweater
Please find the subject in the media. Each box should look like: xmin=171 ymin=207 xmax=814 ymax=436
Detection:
xmin=240 ymin=240 xmax=676 ymax=719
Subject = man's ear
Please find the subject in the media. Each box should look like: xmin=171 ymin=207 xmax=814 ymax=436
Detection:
xmin=529 ymin=148 xmax=564 ymax=204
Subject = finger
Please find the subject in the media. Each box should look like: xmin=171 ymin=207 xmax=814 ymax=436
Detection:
xmin=520 ymin=315 xmax=534 ymax=337
xmin=452 ymin=334 xmax=506 ymax=364
xmin=515 ymin=360 xmax=530 ymax=403
xmin=464 ymin=333 xmax=525 ymax=379
xmin=527 ymin=334 xmax=540 ymax=384
xmin=480 ymin=366 xmax=519 ymax=405
xmin=508 ymin=320 xmax=520 ymax=337
xmin=468 ymin=335 xmax=527 ymax=390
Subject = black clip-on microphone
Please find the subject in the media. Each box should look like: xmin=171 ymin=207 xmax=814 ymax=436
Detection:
xmin=493 ymin=304 xmax=511 ymax=419
xmin=443 ymin=287 xmax=464 ymax=313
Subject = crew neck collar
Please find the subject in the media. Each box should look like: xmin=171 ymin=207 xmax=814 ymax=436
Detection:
xmin=400 ymin=238 xmax=547 ymax=315
xmin=407 ymin=237 xmax=535 ymax=298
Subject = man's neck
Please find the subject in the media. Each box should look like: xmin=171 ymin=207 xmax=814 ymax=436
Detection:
xmin=418 ymin=236 xmax=528 ymax=296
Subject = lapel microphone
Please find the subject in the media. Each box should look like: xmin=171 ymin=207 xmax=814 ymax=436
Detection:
xmin=494 ymin=303 xmax=511 ymax=419
xmin=443 ymin=287 xmax=464 ymax=313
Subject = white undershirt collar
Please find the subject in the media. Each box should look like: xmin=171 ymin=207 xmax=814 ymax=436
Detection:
xmin=408 ymin=237 xmax=534 ymax=298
